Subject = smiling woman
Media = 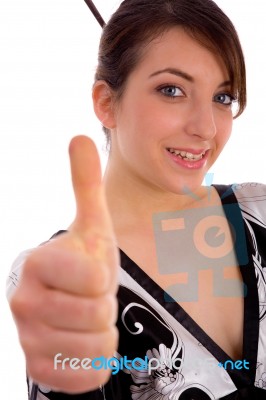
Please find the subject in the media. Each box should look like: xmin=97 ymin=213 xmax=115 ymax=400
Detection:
xmin=6 ymin=0 xmax=266 ymax=399
xmin=99 ymin=27 xmax=235 ymax=196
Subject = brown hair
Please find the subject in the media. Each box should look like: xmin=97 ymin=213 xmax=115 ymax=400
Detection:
xmin=95 ymin=0 xmax=246 ymax=143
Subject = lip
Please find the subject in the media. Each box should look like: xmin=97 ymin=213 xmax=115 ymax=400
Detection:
xmin=165 ymin=148 xmax=209 ymax=170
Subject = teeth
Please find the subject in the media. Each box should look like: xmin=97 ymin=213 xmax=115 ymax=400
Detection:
xmin=186 ymin=152 xmax=194 ymax=160
xmin=168 ymin=148 xmax=205 ymax=161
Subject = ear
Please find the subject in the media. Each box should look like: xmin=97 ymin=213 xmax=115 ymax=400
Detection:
xmin=92 ymin=80 xmax=116 ymax=129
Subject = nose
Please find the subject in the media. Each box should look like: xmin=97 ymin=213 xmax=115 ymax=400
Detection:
xmin=184 ymin=101 xmax=217 ymax=140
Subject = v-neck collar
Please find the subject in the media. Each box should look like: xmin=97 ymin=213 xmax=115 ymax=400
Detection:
xmin=119 ymin=184 xmax=260 ymax=390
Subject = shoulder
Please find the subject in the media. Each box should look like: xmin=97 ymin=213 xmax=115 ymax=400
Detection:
xmin=232 ymin=182 xmax=266 ymax=200
xmin=232 ymin=182 xmax=266 ymax=225
xmin=214 ymin=182 xmax=266 ymax=227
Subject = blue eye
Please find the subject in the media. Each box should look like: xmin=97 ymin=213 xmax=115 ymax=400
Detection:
xmin=159 ymin=85 xmax=184 ymax=98
xmin=214 ymin=93 xmax=235 ymax=106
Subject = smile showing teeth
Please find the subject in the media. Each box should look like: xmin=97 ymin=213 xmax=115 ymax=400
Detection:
xmin=167 ymin=148 xmax=206 ymax=161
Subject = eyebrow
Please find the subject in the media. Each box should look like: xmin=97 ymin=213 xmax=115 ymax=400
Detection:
xmin=149 ymin=68 xmax=231 ymax=88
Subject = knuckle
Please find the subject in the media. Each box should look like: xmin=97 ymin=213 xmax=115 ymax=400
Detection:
xmin=87 ymin=264 xmax=110 ymax=295
xmin=98 ymin=294 xmax=118 ymax=325
xmin=101 ymin=326 xmax=119 ymax=356
xmin=10 ymin=290 xmax=36 ymax=320
xmin=86 ymin=295 xmax=117 ymax=329
xmin=44 ymin=290 xmax=60 ymax=313
xmin=27 ymin=357 xmax=52 ymax=384
xmin=20 ymin=330 xmax=39 ymax=354
xmin=22 ymin=251 xmax=39 ymax=277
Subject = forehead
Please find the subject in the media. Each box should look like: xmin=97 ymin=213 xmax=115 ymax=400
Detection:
xmin=132 ymin=27 xmax=229 ymax=82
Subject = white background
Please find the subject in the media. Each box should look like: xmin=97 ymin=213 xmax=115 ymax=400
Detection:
xmin=0 ymin=0 xmax=265 ymax=397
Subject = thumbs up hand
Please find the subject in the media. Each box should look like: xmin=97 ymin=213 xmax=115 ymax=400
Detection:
xmin=10 ymin=136 xmax=119 ymax=394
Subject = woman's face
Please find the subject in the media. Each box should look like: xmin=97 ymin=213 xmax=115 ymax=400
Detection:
xmin=110 ymin=27 xmax=234 ymax=195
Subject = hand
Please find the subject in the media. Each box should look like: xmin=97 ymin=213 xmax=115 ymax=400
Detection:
xmin=10 ymin=136 xmax=119 ymax=394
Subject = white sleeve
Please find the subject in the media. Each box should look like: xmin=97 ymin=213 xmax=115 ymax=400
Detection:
xmin=6 ymin=248 xmax=35 ymax=301
xmin=233 ymin=182 xmax=266 ymax=227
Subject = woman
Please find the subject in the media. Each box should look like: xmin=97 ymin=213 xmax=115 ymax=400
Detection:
xmin=7 ymin=0 xmax=266 ymax=399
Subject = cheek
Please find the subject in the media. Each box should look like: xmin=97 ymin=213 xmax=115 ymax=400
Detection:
xmin=119 ymin=104 xmax=161 ymax=146
xmin=136 ymin=103 xmax=182 ymax=140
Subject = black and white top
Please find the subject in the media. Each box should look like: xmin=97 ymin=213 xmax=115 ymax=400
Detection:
xmin=7 ymin=183 xmax=266 ymax=400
